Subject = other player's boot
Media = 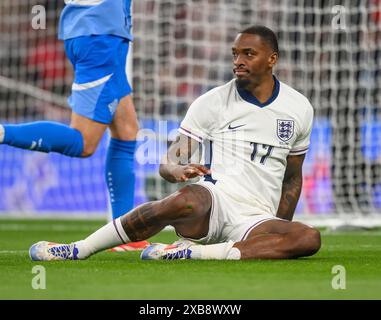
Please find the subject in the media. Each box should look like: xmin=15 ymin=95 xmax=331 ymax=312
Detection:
xmin=140 ymin=242 xmax=193 ymax=260
xmin=29 ymin=241 xmax=79 ymax=261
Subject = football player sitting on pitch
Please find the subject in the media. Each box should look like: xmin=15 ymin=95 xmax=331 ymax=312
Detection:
xmin=29 ymin=25 xmax=321 ymax=261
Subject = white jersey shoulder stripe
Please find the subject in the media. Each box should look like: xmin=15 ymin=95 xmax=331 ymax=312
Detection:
xmin=64 ymin=0 xmax=104 ymax=6
xmin=72 ymin=74 xmax=113 ymax=91
xmin=289 ymin=147 xmax=309 ymax=155
xmin=290 ymin=145 xmax=309 ymax=152
xmin=178 ymin=127 xmax=203 ymax=143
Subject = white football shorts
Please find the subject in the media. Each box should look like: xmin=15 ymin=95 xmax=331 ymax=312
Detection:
xmin=178 ymin=180 xmax=283 ymax=244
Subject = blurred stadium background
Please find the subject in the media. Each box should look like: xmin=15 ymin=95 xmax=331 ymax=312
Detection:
xmin=0 ymin=0 xmax=380 ymax=227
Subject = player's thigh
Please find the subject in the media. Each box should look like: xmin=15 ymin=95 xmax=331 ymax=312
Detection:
xmin=245 ymin=218 xmax=313 ymax=239
xmin=70 ymin=112 xmax=107 ymax=156
xmin=163 ymin=184 xmax=212 ymax=239
xmin=109 ymin=95 xmax=139 ymax=140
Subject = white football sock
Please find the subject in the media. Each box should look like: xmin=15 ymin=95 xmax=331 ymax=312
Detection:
xmin=75 ymin=218 xmax=130 ymax=259
xmin=226 ymin=247 xmax=241 ymax=260
xmin=0 ymin=125 xmax=4 ymax=143
xmin=189 ymin=241 xmax=241 ymax=260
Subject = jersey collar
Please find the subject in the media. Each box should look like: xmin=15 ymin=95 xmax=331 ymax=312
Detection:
xmin=236 ymin=75 xmax=280 ymax=108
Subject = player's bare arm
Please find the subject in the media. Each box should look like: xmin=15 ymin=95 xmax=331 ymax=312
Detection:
xmin=159 ymin=133 xmax=210 ymax=183
xmin=276 ymin=154 xmax=305 ymax=221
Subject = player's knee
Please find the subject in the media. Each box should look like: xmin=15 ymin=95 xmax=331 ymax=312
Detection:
xmin=171 ymin=193 xmax=200 ymax=218
xmin=162 ymin=187 xmax=206 ymax=220
xmin=81 ymin=141 xmax=98 ymax=158
xmin=110 ymin=119 xmax=139 ymax=141
xmin=302 ymin=227 xmax=321 ymax=256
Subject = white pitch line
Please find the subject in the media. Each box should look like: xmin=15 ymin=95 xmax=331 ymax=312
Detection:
xmin=0 ymin=75 xmax=68 ymax=107
xmin=0 ymin=224 xmax=100 ymax=231
xmin=0 ymin=250 xmax=28 ymax=254
xmin=0 ymin=224 xmax=175 ymax=232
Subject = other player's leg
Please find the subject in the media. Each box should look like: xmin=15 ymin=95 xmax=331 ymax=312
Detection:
xmin=0 ymin=36 xmax=111 ymax=158
xmin=0 ymin=110 xmax=107 ymax=158
xmin=0 ymin=119 xmax=88 ymax=158
xmin=69 ymin=112 xmax=108 ymax=157
xmin=106 ymin=95 xmax=150 ymax=251
xmin=98 ymin=35 xmax=146 ymax=250
xmin=106 ymin=95 xmax=139 ymax=219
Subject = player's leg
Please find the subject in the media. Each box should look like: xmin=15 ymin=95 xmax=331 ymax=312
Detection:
xmin=0 ymin=111 xmax=108 ymax=158
xmin=65 ymin=34 xmax=129 ymax=159
xmin=140 ymin=199 xmax=320 ymax=261
xmin=141 ymin=182 xmax=245 ymax=261
xmin=69 ymin=112 xmax=108 ymax=157
xmin=84 ymin=35 xmax=141 ymax=223
xmin=167 ymin=219 xmax=321 ymax=260
xmin=105 ymin=95 xmax=147 ymax=251
xmin=0 ymin=35 xmax=114 ymax=158
xmin=232 ymin=219 xmax=321 ymax=259
xmin=141 ymin=221 xmax=320 ymax=261
xmin=121 ymin=184 xmax=212 ymax=242
xmin=66 ymin=35 xmax=141 ymax=226
xmin=29 ymin=184 xmax=213 ymax=261
xmin=0 ymin=120 xmax=86 ymax=157
xmin=106 ymin=94 xmax=139 ymax=219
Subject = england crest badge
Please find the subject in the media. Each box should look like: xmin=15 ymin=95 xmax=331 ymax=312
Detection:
xmin=277 ymin=119 xmax=294 ymax=142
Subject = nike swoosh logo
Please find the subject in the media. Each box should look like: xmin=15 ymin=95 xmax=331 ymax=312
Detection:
xmin=228 ymin=124 xmax=246 ymax=130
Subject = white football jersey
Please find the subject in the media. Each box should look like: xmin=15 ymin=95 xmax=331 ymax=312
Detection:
xmin=178 ymin=77 xmax=314 ymax=215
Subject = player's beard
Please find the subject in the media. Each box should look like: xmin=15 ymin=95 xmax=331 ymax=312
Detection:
xmin=235 ymin=77 xmax=251 ymax=89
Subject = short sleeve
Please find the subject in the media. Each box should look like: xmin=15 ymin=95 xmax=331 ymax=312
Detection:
xmin=178 ymin=90 xmax=219 ymax=142
xmin=290 ymin=102 xmax=314 ymax=156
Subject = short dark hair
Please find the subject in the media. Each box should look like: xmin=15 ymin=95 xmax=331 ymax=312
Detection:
xmin=240 ymin=25 xmax=279 ymax=55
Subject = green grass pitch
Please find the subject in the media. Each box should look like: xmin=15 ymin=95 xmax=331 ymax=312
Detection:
xmin=0 ymin=219 xmax=380 ymax=300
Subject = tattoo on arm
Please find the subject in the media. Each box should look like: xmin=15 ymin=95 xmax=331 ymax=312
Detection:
xmin=276 ymin=154 xmax=305 ymax=221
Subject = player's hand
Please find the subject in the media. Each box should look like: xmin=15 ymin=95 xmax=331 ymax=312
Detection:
xmin=174 ymin=164 xmax=211 ymax=182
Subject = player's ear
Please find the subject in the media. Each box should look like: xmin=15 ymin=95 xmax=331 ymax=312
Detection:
xmin=269 ymin=52 xmax=278 ymax=68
